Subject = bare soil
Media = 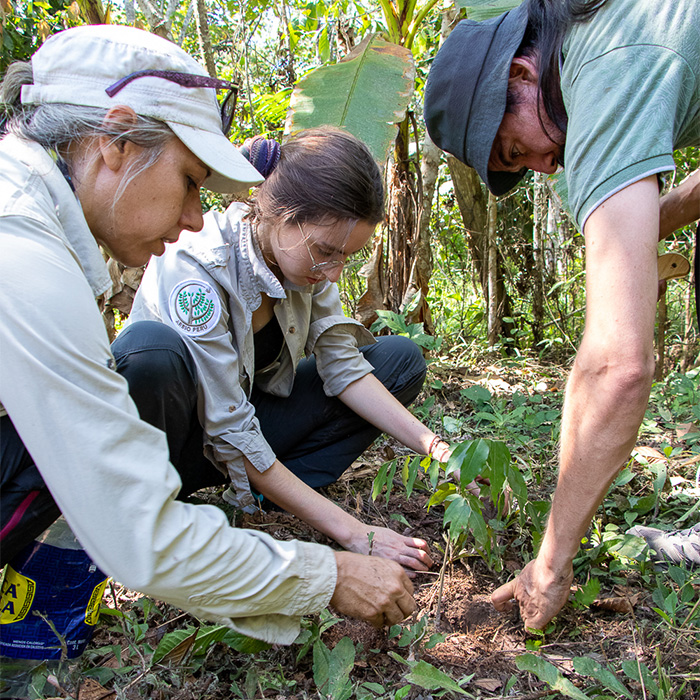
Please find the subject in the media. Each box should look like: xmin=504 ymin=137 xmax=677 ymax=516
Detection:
xmin=46 ymin=359 xmax=700 ymax=699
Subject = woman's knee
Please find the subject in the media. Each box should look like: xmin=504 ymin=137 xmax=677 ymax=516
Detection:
xmin=361 ymin=335 xmax=427 ymax=403
xmin=112 ymin=321 xmax=197 ymax=391
xmin=111 ymin=321 xmax=199 ymax=425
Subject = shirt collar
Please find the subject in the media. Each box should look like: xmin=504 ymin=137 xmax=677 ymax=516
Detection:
xmin=1 ymin=135 xmax=111 ymax=298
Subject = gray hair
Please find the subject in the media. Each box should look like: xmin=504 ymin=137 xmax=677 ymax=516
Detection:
xmin=1 ymin=61 xmax=174 ymax=200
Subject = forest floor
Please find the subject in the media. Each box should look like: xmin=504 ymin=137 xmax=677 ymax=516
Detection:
xmin=9 ymin=353 xmax=700 ymax=700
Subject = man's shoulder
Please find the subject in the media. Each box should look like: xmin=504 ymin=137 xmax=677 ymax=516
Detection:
xmin=564 ymin=0 xmax=699 ymax=63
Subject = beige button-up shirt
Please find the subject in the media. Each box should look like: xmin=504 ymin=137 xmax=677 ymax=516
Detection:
xmin=0 ymin=135 xmax=336 ymax=643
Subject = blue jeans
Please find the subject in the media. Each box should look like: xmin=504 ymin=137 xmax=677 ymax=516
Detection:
xmin=1 ymin=321 xmax=425 ymax=562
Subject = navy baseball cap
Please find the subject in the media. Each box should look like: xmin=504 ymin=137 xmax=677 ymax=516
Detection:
xmin=423 ymin=2 xmax=530 ymax=195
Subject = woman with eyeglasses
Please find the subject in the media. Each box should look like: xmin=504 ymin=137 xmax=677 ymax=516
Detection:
xmin=0 ymin=26 xmax=416 ymax=642
xmin=123 ymin=127 xmax=451 ymax=574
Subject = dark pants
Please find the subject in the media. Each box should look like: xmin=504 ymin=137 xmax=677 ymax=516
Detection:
xmin=1 ymin=321 xmax=426 ymax=563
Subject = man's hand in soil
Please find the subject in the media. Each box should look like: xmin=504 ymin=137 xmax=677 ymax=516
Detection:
xmin=330 ymin=552 xmax=416 ymax=628
xmin=491 ymin=556 xmax=573 ymax=630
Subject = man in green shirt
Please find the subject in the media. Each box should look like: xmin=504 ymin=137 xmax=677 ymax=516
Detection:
xmin=424 ymin=0 xmax=699 ymax=630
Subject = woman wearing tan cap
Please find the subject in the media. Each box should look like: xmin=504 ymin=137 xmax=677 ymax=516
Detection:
xmin=0 ymin=25 xmax=415 ymax=643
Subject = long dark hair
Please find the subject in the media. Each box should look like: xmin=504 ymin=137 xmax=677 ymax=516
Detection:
xmin=516 ymin=0 xmax=610 ymax=138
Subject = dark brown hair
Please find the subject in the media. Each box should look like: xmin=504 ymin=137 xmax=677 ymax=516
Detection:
xmin=251 ymin=126 xmax=384 ymax=228
xmin=511 ymin=0 xmax=610 ymax=143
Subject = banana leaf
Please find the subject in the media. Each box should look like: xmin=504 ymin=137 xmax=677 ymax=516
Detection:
xmin=455 ymin=0 xmax=523 ymax=21
xmin=285 ymin=34 xmax=415 ymax=165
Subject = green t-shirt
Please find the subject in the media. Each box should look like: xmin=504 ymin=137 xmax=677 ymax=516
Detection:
xmin=560 ymin=0 xmax=699 ymax=230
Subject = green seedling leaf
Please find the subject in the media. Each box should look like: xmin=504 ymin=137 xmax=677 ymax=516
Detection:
xmin=621 ymin=660 xmax=660 ymax=695
xmin=444 ymin=496 xmax=472 ymax=540
xmin=358 ymin=682 xmax=386 ymax=699
xmin=390 ymin=513 xmax=411 ymax=527
xmin=442 ymin=416 xmax=462 ymax=434
xmin=367 ymin=530 xmax=375 ymax=555
xmin=372 ymin=460 xmax=391 ymax=501
xmin=153 ymin=627 xmax=199 ymax=666
xmin=405 ymin=660 xmax=470 ymax=695
xmin=506 ymin=461 xmax=528 ymax=505
xmin=632 ymin=494 xmax=657 ymax=515
xmin=385 ymin=458 xmax=398 ymax=505
xmin=362 ymin=682 xmax=386 ymax=694
xmin=572 ymin=578 xmax=601 ymax=609
xmin=427 ymin=482 xmax=456 ymax=510
xmin=460 ymin=385 xmax=492 ymax=406
xmin=610 ymin=533 xmax=648 ymax=561
xmin=447 ymin=439 xmax=489 ymax=490
xmin=395 ymin=685 xmax=411 ymax=700
xmin=516 ymin=653 xmax=588 ymax=700
xmin=192 ymin=625 xmax=231 ymax=656
xmin=612 ymin=467 xmax=635 ymax=488
xmin=221 ymin=629 xmax=271 ymax=654
xmin=402 ymin=455 xmax=421 ymax=498
xmin=396 ymin=615 xmax=428 ymax=647
xmin=313 ymin=636 xmax=355 ymax=700
xmin=425 ymin=632 xmax=447 ymax=649
xmin=468 ymin=507 xmax=489 ymax=550
xmin=650 ymin=461 xmax=668 ymax=496
xmin=486 ymin=439 xmax=510 ymax=497
xmin=573 ymin=656 xmax=633 ymax=698
xmin=426 ymin=458 xmax=441 ymax=488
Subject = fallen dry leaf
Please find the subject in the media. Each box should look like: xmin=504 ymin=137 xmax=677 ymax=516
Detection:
xmin=633 ymin=446 xmax=667 ymax=464
xmin=78 ymin=678 xmax=116 ymax=700
xmin=591 ymin=593 xmax=641 ymax=614
xmin=676 ymin=423 xmax=700 ymax=440
xmin=474 ymin=678 xmax=502 ymax=691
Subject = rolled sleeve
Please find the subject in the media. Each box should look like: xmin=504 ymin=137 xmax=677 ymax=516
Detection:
xmin=311 ymin=323 xmax=376 ymax=396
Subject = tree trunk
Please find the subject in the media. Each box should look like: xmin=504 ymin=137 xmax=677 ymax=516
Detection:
xmin=447 ymin=156 xmax=514 ymax=342
xmin=195 ymin=0 xmax=217 ymax=77
xmin=532 ymin=172 xmax=547 ymax=347
xmin=487 ymin=191 xmax=500 ymax=345
xmin=655 ymin=289 xmax=667 ymax=380
xmin=680 ymin=234 xmax=697 ymax=372
xmin=385 ymin=116 xmax=425 ymax=320
xmin=405 ymin=130 xmax=441 ymax=334
xmin=77 ymin=0 xmax=107 ymax=24
xmin=275 ymin=0 xmax=296 ymax=85
xmin=376 ymin=5 xmax=459 ymax=329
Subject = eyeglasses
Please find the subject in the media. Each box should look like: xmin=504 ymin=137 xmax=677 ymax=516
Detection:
xmin=105 ymin=69 xmax=238 ymax=135
xmin=298 ymin=222 xmax=348 ymax=274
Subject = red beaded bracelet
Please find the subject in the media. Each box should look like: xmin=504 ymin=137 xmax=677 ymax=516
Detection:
xmin=428 ymin=435 xmax=447 ymax=457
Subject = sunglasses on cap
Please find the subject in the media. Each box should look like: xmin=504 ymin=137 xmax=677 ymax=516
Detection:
xmin=105 ymin=69 xmax=238 ymax=135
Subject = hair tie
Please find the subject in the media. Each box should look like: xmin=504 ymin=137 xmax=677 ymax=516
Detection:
xmin=240 ymin=136 xmax=281 ymax=178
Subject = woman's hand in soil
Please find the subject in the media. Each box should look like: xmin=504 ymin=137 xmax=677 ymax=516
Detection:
xmin=490 ymin=556 xmax=573 ymax=630
xmin=348 ymin=526 xmax=433 ymax=576
xmin=331 ymin=552 xmax=416 ymax=628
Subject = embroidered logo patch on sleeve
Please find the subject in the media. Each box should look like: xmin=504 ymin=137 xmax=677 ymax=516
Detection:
xmin=169 ymin=279 xmax=222 ymax=336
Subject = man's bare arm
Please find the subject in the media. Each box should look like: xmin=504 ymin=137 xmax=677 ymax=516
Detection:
xmin=492 ymin=176 xmax=660 ymax=628
xmin=659 ymin=170 xmax=700 ymax=240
